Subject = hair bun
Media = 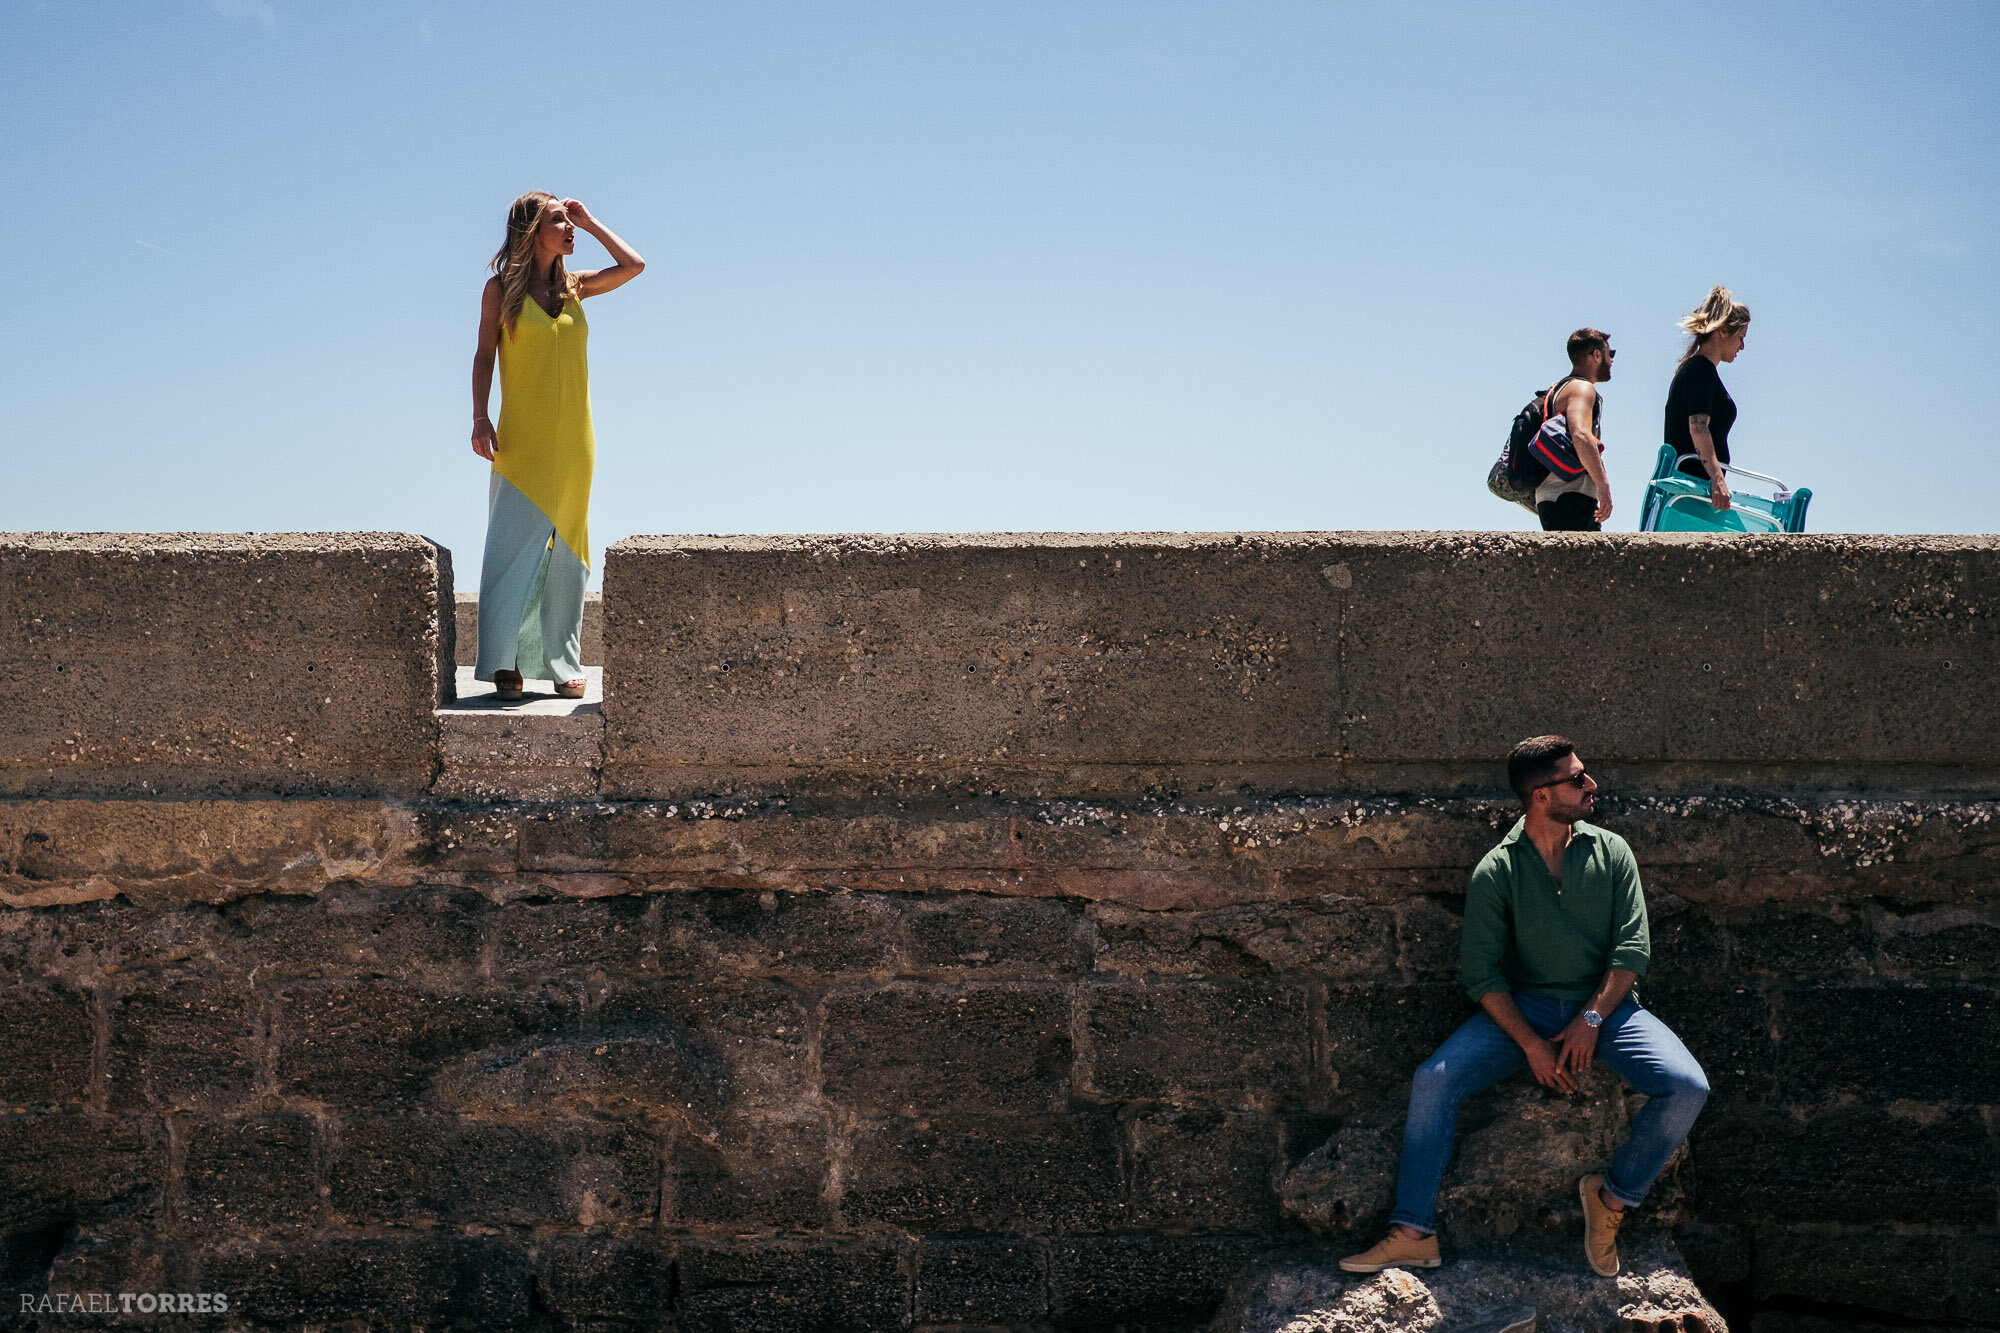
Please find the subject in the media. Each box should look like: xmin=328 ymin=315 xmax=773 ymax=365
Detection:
xmin=1677 ymin=285 xmax=1751 ymax=347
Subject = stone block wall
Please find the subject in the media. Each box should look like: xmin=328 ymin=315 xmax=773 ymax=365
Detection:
xmin=3 ymin=794 xmax=1996 ymax=1330
xmin=1 ymin=532 xmax=1996 ymax=1331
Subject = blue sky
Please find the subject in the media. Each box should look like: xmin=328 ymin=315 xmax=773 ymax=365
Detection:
xmin=5 ymin=1 xmax=1995 ymax=587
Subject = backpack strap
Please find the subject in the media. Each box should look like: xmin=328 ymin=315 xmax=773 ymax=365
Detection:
xmin=1543 ymin=374 xmax=1577 ymax=426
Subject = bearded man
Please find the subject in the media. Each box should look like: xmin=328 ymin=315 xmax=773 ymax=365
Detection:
xmin=1339 ymin=735 xmax=1710 ymax=1278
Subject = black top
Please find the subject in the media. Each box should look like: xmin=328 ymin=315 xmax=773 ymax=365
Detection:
xmin=1663 ymin=355 xmax=1735 ymax=478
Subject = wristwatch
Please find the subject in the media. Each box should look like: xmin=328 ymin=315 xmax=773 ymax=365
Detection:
xmin=1582 ymin=1009 xmax=1604 ymax=1028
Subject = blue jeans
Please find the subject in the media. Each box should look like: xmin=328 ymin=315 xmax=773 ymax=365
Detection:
xmin=1389 ymin=996 xmax=1709 ymax=1234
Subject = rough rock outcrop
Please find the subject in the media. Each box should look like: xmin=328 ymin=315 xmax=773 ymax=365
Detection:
xmin=1258 ymin=1068 xmax=1720 ymax=1332
xmin=1215 ymin=1237 xmax=1724 ymax=1333
xmin=1279 ymin=1065 xmax=1687 ymax=1248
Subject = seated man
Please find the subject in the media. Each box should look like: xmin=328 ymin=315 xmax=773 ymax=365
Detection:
xmin=1341 ymin=735 xmax=1710 ymax=1277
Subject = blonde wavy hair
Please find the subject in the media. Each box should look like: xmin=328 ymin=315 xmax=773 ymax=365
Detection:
xmin=1677 ymin=285 xmax=1751 ymax=362
xmin=490 ymin=190 xmax=579 ymax=336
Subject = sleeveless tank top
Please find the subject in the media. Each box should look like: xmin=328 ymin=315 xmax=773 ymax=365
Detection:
xmin=1535 ymin=376 xmax=1605 ymax=503
xmin=495 ymin=294 xmax=595 ymax=566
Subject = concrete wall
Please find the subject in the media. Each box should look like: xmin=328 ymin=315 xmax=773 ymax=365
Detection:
xmin=10 ymin=532 xmax=1994 ymax=803
xmin=2 ymin=531 xmax=1997 ymax=1331
xmin=0 ymin=534 xmax=453 ymax=799
xmin=601 ymin=533 xmax=2000 ymax=799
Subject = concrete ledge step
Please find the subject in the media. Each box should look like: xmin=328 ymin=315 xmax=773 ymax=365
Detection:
xmin=445 ymin=665 xmax=602 ymax=712
xmin=436 ymin=667 xmax=603 ymax=798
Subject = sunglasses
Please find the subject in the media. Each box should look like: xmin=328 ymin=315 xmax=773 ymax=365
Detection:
xmin=1534 ymin=770 xmax=1593 ymax=791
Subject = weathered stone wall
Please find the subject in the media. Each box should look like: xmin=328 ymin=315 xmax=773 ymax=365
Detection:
xmin=1 ymin=533 xmax=1996 ymax=1332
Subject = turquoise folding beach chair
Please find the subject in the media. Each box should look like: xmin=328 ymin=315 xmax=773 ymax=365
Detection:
xmin=1639 ymin=445 xmax=1812 ymax=533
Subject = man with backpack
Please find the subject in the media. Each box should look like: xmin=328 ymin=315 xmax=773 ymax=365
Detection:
xmin=1535 ymin=330 xmax=1615 ymax=530
xmin=1490 ymin=329 xmax=1616 ymax=530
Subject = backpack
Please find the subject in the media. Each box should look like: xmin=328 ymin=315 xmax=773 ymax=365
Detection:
xmin=1487 ymin=375 xmax=1577 ymax=512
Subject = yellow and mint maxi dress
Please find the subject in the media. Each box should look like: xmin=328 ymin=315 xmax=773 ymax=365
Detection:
xmin=476 ymin=293 xmax=594 ymax=684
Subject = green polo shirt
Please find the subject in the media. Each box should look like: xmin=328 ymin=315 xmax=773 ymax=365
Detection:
xmin=1461 ymin=818 xmax=1651 ymax=1003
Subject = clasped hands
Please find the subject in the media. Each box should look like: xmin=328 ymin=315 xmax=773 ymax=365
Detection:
xmin=1522 ymin=1015 xmax=1600 ymax=1095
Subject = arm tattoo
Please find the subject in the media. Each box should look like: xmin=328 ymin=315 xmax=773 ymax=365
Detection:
xmin=1689 ymin=414 xmax=1711 ymax=432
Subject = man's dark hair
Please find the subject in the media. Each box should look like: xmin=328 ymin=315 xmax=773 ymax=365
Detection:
xmin=1508 ymin=734 xmax=1577 ymax=803
xmin=1566 ymin=327 xmax=1609 ymax=363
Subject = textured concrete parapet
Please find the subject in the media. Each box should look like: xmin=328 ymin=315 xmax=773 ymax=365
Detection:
xmin=600 ymin=533 xmax=2000 ymax=800
xmin=0 ymin=533 xmax=453 ymax=798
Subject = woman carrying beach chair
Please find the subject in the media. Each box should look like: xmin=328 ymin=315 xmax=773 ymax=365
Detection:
xmin=1641 ymin=285 xmax=1811 ymax=534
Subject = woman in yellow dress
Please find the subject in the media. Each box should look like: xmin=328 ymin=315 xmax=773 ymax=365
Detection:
xmin=470 ymin=191 xmax=644 ymax=699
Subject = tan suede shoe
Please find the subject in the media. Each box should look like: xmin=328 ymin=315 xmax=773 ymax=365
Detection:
xmin=1579 ymin=1173 xmax=1625 ymax=1277
xmin=1338 ymin=1228 xmax=1441 ymax=1273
